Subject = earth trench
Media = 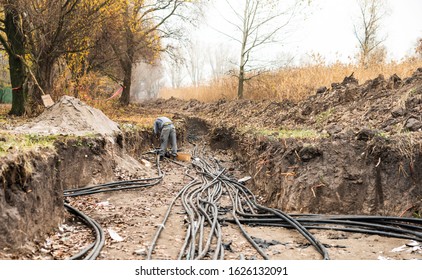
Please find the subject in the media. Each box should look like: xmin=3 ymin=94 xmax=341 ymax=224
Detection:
xmin=0 ymin=115 xmax=420 ymax=260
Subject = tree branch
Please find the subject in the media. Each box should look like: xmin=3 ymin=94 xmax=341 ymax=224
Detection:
xmin=0 ymin=33 xmax=12 ymax=55
xmin=16 ymin=54 xmax=47 ymax=96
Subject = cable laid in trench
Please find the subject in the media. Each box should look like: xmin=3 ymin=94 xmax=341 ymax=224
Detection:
xmin=65 ymin=153 xmax=163 ymax=259
xmin=223 ymin=215 xmax=422 ymax=242
xmin=148 ymin=148 xmax=422 ymax=260
xmin=148 ymin=151 xmax=330 ymax=260
xmin=64 ymin=203 xmax=105 ymax=260
xmin=64 ymin=153 xmax=163 ymax=197
xmin=147 ymin=177 xmax=200 ymax=259
xmin=64 ymin=145 xmax=421 ymax=260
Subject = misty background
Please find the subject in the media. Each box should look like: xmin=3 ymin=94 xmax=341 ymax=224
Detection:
xmin=130 ymin=0 xmax=422 ymax=101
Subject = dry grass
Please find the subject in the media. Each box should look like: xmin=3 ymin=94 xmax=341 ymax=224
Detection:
xmin=2 ymin=58 xmax=420 ymax=129
xmin=160 ymin=77 xmax=238 ymax=103
xmin=0 ymin=104 xmax=11 ymax=116
xmin=82 ymin=100 xmax=163 ymax=128
xmin=159 ymin=58 xmax=422 ymax=102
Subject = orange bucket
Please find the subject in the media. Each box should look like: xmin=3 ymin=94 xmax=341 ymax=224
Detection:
xmin=176 ymin=152 xmax=192 ymax=162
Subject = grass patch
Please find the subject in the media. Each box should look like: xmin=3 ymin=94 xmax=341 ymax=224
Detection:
xmin=116 ymin=115 xmax=157 ymax=129
xmin=83 ymin=101 xmax=167 ymax=129
xmin=278 ymin=129 xmax=327 ymax=139
xmin=0 ymin=133 xmax=58 ymax=157
xmin=315 ymin=108 xmax=335 ymax=124
xmin=246 ymin=127 xmax=327 ymax=139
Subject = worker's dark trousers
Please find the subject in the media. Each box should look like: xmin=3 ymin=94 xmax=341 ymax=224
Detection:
xmin=160 ymin=124 xmax=177 ymax=156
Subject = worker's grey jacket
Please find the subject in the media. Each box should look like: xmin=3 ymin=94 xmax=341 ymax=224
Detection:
xmin=154 ymin=117 xmax=177 ymax=156
xmin=153 ymin=116 xmax=173 ymax=136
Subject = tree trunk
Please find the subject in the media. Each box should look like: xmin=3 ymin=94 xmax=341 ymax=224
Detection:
xmin=4 ymin=7 xmax=27 ymax=116
xmin=36 ymin=58 xmax=55 ymax=101
xmin=120 ymin=66 xmax=132 ymax=106
xmin=237 ymin=66 xmax=244 ymax=99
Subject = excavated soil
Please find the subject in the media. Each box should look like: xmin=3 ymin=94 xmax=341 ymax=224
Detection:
xmin=145 ymin=69 xmax=422 ymax=135
xmin=1 ymin=69 xmax=422 ymax=260
xmin=139 ymin=69 xmax=422 ymax=216
xmin=14 ymin=95 xmax=120 ymax=136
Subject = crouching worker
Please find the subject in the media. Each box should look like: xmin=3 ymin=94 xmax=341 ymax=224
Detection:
xmin=153 ymin=116 xmax=178 ymax=160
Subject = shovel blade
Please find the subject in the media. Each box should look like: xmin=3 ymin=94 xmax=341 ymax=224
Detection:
xmin=41 ymin=94 xmax=54 ymax=107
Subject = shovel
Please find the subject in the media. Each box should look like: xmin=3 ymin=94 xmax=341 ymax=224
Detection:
xmin=30 ymin=72 xmax=54 ymax=107
xmin=18 ymin=55 xmax=55 ymax=108
xmin=41 ymin=94 xmax=54 ymax=107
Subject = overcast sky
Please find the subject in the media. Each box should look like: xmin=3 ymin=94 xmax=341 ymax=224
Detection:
xmin=197 ymin=0 xmax=422 ymax=65
xmin=157 ymin=0 xmax=422 ymax=88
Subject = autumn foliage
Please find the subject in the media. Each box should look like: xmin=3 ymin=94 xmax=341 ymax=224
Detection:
xmin=0 ymin=0 xmax=201 ymax=115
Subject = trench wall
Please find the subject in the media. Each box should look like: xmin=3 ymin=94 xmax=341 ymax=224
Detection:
xmin=1 ymin=117 xmax=419 ymax=250
xmin=0 ymin=131 xmax=153 ymax=250
xmin=0 ymin=150 xmax=62 ymax=250
xmin=204 ymin=122 xmax=422 ymax=216
xmin=0 ymin=122 xmax=188 ymax=251
xmin=208 ymin=125 xmax=422 ymax=216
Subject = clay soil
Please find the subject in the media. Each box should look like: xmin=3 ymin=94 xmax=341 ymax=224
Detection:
xmin=1 ymin=69 xmax=422 ymax=260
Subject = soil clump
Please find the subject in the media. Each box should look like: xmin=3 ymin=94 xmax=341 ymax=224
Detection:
xmin=14 ymin=96 xmax=120 ymax=136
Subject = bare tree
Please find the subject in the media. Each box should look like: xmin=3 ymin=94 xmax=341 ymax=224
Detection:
xmin=207 ymin=43 xmax=235 ymax=80
xmin=218 ymin=0 xmax=305 ymax=99
xmin=165 ymin=56 xmax=185 ymax=88
xmin=131 ymin=61 xmax=164 ymax=101
xmin=353 ymin=0 xmax=387 ymax=67
xmin=416 ymin=38 xmax=422 ymax=59
xmin=184 ymin=40 xmax=205 ymax=87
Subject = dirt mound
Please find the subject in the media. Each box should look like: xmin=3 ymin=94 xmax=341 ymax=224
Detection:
xmin=144 ymin=68 xmax=422 ymax=136
xmin=15 ymin=96 xmax=120 ymax=136
xmin=290 ymin=68 xmax=422 ymax=135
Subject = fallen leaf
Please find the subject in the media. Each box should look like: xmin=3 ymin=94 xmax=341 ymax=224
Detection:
xmin=107 ymin=228 xmax=124 ymax=242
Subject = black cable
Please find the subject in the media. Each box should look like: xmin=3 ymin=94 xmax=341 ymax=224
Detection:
xmin=64 ymin=203 xmax=105 ymax=260
xmin=66 ymin=153 xmax=163 ymax=260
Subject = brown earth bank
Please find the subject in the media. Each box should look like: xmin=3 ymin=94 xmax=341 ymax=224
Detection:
xmin=0 ymin=96 xmax=158 ymax=251
xmin=0 ymin=135 xmax=152 ymax=251
xmin=0 ymin=69 xmax=421 ymax=259
xmin=144 ymin=68 xmax=422 ymax=135
xmin=140 ymin=69 xmax=422 ymax=216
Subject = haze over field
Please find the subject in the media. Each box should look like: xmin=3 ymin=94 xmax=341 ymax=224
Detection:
xmin=197 ymin=0 xmax=422 ymax=65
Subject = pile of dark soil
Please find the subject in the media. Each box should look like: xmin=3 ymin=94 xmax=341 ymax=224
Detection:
xmin=142 ymin=68 xmax=422 ymax=136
